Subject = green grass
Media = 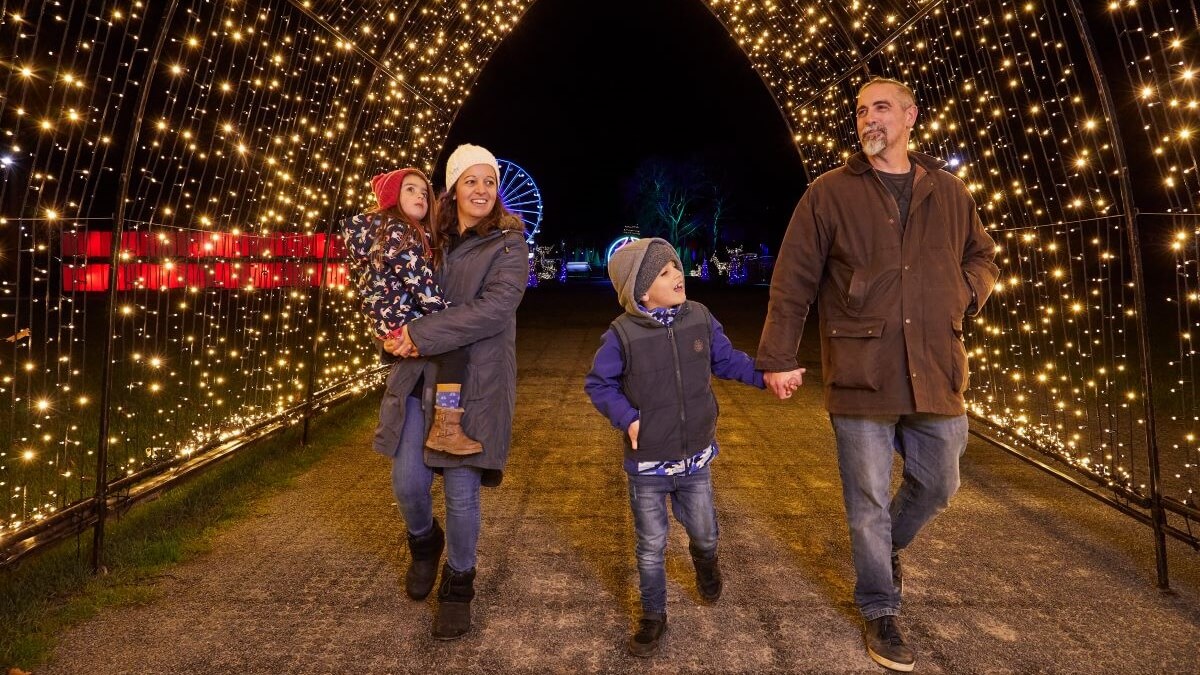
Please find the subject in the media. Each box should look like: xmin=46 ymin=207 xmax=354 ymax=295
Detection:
xmin=0 ymin=391 xmax=380 ymax=671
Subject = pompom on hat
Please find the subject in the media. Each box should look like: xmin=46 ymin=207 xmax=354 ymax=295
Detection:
xmin=444 ymin=144 xmax=500 ymax=192
xmin=370 ymin=168 xmax=430 ymax=211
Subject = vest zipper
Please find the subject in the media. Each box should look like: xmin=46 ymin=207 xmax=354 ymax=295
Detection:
xmin=667 ymin=325 xmax=688 ymax=457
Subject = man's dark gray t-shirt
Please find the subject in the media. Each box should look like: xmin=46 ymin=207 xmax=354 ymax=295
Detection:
xmin=876 ymin=165 xmax=916 ymax=231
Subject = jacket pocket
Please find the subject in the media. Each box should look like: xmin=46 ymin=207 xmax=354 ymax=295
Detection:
xmin=823 ymin=317 xmax=886 ymax=391
xmin=951 ymin=318 xmax=968 ymax=393
xmin=846 ymin=270 xmax=869 ymax=311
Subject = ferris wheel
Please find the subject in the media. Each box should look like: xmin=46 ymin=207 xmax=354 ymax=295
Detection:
xmin=497 ymin=158 xmax=544 ymax=244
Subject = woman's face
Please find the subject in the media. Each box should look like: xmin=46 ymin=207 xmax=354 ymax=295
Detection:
xmin=398 ymin=173 xmax=430 ymax=222
xmin=454 ymin=164 xmax=498 ymax=229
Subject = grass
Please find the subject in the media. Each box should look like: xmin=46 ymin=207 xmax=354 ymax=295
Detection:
xmin=0 ymin=391 xmax=380 ymax=671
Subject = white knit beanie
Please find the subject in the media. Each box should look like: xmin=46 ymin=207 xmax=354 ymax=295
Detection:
xmin=444 ymin=144 xmax=500 ymax=192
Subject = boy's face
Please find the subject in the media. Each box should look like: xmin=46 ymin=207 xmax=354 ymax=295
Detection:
xmin=640 ymin=260 xmax=686 ymax=310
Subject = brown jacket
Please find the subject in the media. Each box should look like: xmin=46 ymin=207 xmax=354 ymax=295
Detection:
xmin=756 ymin=151 xmax=999 ymax=416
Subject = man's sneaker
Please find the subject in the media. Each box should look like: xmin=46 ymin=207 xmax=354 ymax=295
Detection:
xmin=627 ymin=616 xmax=667 ymax=657
xmin=891 ymin=551 xmax=903 ymax=596
xmin=864 ymin=615 xmax=915 ymax=672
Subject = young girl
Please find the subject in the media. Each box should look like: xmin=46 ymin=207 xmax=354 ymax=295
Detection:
xmin=342 ymin=167 xmax=481 ymax=453
xmin=342 ymin=168 xmax=446 ymax=341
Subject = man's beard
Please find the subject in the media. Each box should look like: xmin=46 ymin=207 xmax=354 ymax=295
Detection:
xmin=861 ymin=128 xmax=887 ymax=156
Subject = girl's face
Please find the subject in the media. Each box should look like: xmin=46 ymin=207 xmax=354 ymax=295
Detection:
xmin=398 ymin=173 xmax=430 ymax=222
xmin=454 ymin=164 xmax=498 ymax=229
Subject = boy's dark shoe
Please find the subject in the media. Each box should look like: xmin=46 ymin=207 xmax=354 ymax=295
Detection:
xmin=627 ymin=615 xmax=667 ymax=657
xmin=432 ymin=564 xmax=476 ymax=640
xmin=405 ymin=519 xmax=444 ymax=600
xmin=891 ymin=550 xmax=903 ymax=596
xmin=864 ymin=615 xmax=915 ymax=672
xmin=690 ymin=544 xmax=723 ymax=602
xmin=426 ymin=407 xmax=483 ymax=455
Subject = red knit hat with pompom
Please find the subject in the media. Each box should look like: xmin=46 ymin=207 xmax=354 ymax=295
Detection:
xmin=370 ymin=168 xmax=427 ymax=210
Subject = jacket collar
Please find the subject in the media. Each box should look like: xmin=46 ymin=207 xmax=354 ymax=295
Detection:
xmin=846 ymin=150 xmax=946 ymax=176
xmin=448 ymin=227 xmax=519 ymax=257
xmin=625 ymin=299 xmax=693 ymax=328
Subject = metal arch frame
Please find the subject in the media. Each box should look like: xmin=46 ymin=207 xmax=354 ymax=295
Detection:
xmin=1060 ymin=0 xmax=1169 ymax=589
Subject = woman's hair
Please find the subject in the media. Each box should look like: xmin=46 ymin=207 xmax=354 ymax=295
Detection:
xmin=368 ymin=172 xmax=442 ymax=269
xmin=435 ymin=182 xmax=524 ymax=239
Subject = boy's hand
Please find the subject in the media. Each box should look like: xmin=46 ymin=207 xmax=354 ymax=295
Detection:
xmin=627 ymin=419 xmax=640 ymax=450
xmin=765 ymin=368 xmax=806 ymax=400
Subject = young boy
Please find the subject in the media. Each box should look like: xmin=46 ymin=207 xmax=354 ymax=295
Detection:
xmin=584 ymin=237 xmax=765 ymax=657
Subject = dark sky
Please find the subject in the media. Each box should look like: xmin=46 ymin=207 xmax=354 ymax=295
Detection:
xmin=441 ymin=0 xmax=808 ymax=254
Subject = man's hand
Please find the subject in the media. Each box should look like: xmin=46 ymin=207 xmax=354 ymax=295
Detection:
xmin=627 ymin=419 xmax=640 ymax=450
xmin=764 ymin=368 xmax=806 ymax=400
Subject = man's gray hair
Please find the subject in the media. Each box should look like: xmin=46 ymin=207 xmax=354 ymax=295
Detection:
xmin=857 ymin=76 xmax=916 ymax=108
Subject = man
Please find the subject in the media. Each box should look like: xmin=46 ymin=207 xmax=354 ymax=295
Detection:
xmin=756 ymin=77 xmax=999 ymax=672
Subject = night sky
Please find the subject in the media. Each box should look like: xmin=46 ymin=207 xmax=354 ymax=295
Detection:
xmin=440 ymin=0 xmax=809 ymax=254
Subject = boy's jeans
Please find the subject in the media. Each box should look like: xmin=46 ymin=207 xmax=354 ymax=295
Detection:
xmin=627 ymin=466 xmax=719 ymax=616
xmin=830 ymin=412 xmax=967 ymax=621
xmin=391 ymin=395 xmax=483 ymax=572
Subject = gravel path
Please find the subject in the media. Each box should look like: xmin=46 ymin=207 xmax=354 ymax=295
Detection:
xmin=41 ymin=286 xmax=1200 ymax=674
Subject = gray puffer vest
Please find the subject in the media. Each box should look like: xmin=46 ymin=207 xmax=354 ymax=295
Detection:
xmin=612 ymin=301 xmax=716 ymax=463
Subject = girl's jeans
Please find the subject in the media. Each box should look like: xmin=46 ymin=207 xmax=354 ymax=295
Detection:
xmin=390 ymin=395 xmax=482 ymax=572
xmin=627 ymin=466 xmax=719 ymax=616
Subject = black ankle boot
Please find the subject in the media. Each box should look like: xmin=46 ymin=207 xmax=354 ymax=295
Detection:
xmin=405 ymin=519 xmax=444 ymax=600
xmin=627 ymin=614 xmax=667 ymax=657
xmin=690 ymin=543 xmax=723 ymax=602
xmin=432 ymin=563 xmax=476 ymax=640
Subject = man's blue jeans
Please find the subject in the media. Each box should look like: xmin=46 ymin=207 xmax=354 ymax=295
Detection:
xmin=627 ymin=466 xmax=719 ymax=616
xmin=830 ymin=413 xmax=967 ymax=621
xmin=390 ymin=395 xmax=482 ymax=572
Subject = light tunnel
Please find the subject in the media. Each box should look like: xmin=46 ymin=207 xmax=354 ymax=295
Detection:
xmin=0 ymin=1 xmax=1198 ymax=561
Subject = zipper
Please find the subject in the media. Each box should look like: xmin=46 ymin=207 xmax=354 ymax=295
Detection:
xmin=667 ymin=325 xmax=688 ymax=456
xmin=870 ymin=171 xmax=904 ymax=226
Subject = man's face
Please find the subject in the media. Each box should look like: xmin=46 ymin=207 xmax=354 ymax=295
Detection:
xmin=855 ymin=83 xmax=917 ymax=157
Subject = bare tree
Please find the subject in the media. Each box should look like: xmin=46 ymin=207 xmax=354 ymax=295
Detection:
xmin=625 ymin=157 xmax=724 ymax=253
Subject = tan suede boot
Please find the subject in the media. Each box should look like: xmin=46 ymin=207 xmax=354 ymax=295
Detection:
xmin=426 ymin=406 xmax=483 ymax=455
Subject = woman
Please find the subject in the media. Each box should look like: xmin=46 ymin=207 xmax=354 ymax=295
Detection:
xmin=382 ymin=143 xmax=529 ymax=640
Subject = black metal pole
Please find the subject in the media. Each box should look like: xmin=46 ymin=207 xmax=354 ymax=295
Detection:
xmin=1065 ymin=0 xmax=1170 ymax=589
xmin=92 ymin=1 xmax=180 ymax=573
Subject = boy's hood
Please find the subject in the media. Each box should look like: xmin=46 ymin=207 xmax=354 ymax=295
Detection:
xmin=606 ymin=237 xmax=683 ymax=318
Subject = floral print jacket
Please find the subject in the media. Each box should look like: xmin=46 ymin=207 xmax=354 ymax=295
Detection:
xmin=341 ymin=212 xmax=447 ymax=339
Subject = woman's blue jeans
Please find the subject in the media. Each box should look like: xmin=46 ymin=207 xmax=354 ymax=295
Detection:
xmin=627 ymin=466 xmax=719 ymax=616
xmin=830 ymin=412 xmax=967 ymax=621
xmin=390 ymin=395 xmax=482 ymax=572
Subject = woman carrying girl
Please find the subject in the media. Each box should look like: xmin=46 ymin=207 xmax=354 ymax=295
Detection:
xmin=384 ymin=144 xmax=530 ymax=639
xmin=341 ymin=167 xmax=483 ymax=620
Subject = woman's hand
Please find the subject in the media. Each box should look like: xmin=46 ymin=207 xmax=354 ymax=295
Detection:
xmin=627 ymin=419 xmax=640 ymax=450
xmin=390 ymin=324 xmax=420 ymax=358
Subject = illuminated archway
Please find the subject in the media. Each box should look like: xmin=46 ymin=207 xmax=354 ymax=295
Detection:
xmin=2 ymin=1 xmax=1197 ymax=571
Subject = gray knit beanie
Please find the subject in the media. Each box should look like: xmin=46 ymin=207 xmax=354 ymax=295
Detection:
xmin=634 ymin=240 xmax=679 ymax=301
